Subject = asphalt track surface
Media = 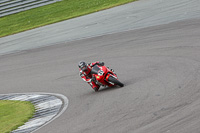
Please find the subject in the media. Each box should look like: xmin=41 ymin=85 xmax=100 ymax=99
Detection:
xmin=1 ymin=0 xmax=200 ymax=55
xmin=1 ymin=0 xmax=200 ymax=133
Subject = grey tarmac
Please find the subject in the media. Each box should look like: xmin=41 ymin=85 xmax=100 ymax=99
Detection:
xmin=1 ymin=18 xmax=200 ymax=133
xmin=1 ymin=0 xmax=200 ymax=133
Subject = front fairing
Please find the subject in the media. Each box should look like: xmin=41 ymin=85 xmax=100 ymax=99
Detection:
xmin=91 ymin=65 xmax=107 ymax=82
xmin=91 ymin=65 xmax=118 ymax=87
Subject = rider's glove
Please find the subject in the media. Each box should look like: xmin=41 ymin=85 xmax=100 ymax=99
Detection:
xmin=91 ymin=76 xmax=96 ymax=82
xmin=98 ymin=62 xmax=104 ymax=66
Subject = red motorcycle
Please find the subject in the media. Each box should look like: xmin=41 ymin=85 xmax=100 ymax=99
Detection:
xmin=90 ymin=65 xmax=124 ymax=89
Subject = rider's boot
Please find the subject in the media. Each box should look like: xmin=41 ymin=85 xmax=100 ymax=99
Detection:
xmin=92 ymin=84 xmax=100 ymax=92
xmin=93 ymin=87 xmax=99 ymax=92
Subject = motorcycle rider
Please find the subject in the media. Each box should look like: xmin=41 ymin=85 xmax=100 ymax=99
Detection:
xmin=78 ymin=61 xmax=105 ymax=92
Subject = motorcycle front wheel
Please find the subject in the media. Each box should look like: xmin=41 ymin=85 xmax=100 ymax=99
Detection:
xmin=108 ymin=76 xmax=124 ymax=87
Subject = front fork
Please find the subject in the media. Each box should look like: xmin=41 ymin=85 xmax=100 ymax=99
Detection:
xmin=105 ymin=73 xmax=118 ymax=85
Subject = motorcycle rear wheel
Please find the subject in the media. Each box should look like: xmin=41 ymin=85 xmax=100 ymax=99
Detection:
xmin=108 ymin=76 xmax=124 ymax=87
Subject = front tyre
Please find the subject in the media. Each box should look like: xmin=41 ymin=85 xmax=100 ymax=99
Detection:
xmin=108 ymin=76 xmax=124 ymax=87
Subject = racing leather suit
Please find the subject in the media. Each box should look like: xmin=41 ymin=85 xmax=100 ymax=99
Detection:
xmin=79 ymin=61 xmax=104 ymax=91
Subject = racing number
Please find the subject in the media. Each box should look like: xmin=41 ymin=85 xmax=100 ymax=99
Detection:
xmin=98 ymin=70 xmax=104 ymax=76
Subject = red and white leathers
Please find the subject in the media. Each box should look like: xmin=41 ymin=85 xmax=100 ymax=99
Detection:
xmin=79 ymin=62 xmax=102 ymax=91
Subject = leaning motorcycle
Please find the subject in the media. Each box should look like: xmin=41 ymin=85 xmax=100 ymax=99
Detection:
xmin=90 ymin=65 xmax=124 ymax=90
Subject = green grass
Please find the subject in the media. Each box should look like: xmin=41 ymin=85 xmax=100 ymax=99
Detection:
xmin=0 ymin=0 xmax=137 ymax=37
xmin=0 ymin=100 xmax=35 ymax=133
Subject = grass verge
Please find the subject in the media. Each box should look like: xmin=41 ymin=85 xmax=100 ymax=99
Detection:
xmin=0 ymin=100 xmax=35 ymax=133
xmin=0 ymin=0 xmax=137 ymax=37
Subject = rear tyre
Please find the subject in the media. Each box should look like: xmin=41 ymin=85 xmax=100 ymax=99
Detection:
xmin=108 ymin=76 xmax=124 ymax=87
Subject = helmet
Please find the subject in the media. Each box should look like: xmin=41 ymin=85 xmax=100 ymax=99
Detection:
xmin=78 ymin=61 xmax=87 ymax=71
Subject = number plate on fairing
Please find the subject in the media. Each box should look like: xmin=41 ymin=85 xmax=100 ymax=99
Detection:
xmin=98 ymin=70 xmax=104 ymax=76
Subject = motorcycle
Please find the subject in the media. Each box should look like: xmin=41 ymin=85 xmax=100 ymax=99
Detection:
xmin=90 ymin=65 xmax=124 ymax=90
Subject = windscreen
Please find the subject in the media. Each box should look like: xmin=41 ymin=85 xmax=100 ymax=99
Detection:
xmin=90 ymin=65 xmax=100 ymax=75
